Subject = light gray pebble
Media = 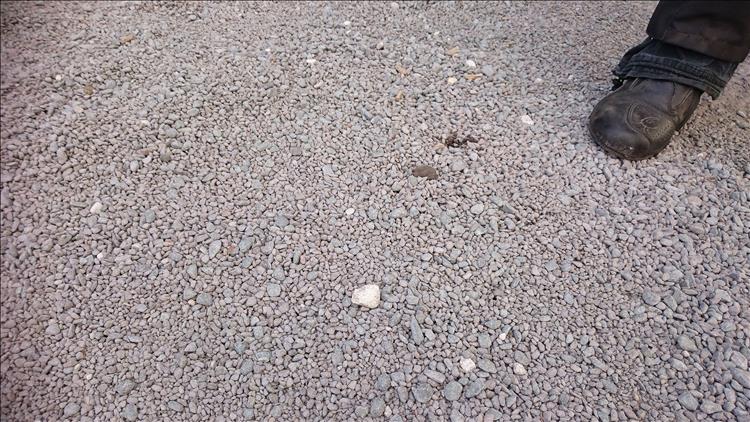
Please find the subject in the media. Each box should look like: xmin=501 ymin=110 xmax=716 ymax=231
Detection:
xmin=196 ymin=293 xmax=213 ymax=306
xmin=332 ymin=348 xmax=344 ymax=365
xmin=376 ymin=374 xmax=391 ymax=390
xmin=354 ymin=405 xmax=369 ymax=418
xmin=485 ymin=320 xmax=501 ymax=330
xmin=678 ymin=391 xmax=699 ymax=411
xmin=183 ymin=287 xmax=197 ymax=301
xmin=676 ymin=335 xmax=698 ymax=352
xmin=410 ymin=317 xmax=424 ymax=345
xmin=443 ymin=381 xmax=463 ymax=401
xmin=115 ymin=379 xmax=136 ymax=395
xmin=274 ymin=214 xmax=289 ymax=228
xmin=239 ymin=359 xmax=253 ymax=375
xmin=423 ymin=368 xmax=445 ymax=384
xmin=464 ymin=379 xmax=485 ymax=398
xmin=238 ymin=237 xmax=253 ymax=252
xmin=63 ymin=403 xmax=80 ymax=417
xmin=266 ymin=283 xmax=281 ymax=297
xmin=477 ymin=359 xmax=497 ymax=373
xmin=478 ymin=333 xmax=492 ymax=348
xmin=713 ymin=289 xmax=732 ymax=302
xmin=514 ymin=351 xmax=530 ymax=366
xmin=451 ymin=159 xmax=467 ymax=172
xmin=45 ymin=322 xmax=60 ymax=336
xmin=143 ymin=208 xmax=156 ymax=223
xmin=672 ymin=358 xmax=688 ymax=371
xmin=731 ymin=368 xmax=750 ymax=389
xmin=700 ymin=400 xmax=722 ymax=414
xmin=121 ymin=403 xmax=138 ymax=421
xmin=167 ymin=401 xmax=183 ymax=412
xmin=642 ymin=290 xmax=660 ymax=306
xmin=370 ymin=397 xmax=385 ymax=417
xmin=412 ymin=383 xmax=434 ymax=403
xmin=208 ymin=240 xmax=222 ymax=259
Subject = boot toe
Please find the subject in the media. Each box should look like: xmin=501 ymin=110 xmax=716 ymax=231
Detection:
xmin=588 ymin=102 xmax=653 ymax=160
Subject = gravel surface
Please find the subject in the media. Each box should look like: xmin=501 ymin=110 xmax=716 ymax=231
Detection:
xmin=1 ymin=1 xmax=749 ymax=421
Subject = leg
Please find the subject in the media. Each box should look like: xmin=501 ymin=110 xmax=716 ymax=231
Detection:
xmin=588 ymin=1 xmax=750 ymax=160
xmin=647 ymin=1 xmax=750 ymax=63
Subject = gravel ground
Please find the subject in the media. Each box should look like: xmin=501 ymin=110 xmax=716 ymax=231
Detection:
xmin=1 ymin=1 xmax=749 ymax=421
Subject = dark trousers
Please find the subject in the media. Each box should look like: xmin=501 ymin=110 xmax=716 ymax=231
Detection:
xmin=614 ymin=1 xmax=750 ymax=98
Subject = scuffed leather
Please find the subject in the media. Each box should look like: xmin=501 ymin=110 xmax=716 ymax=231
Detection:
xmin=588 ymin=78 xmax=702 ymax=160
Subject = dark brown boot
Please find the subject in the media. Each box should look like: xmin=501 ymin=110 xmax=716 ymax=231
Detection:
xmin=588 ymin=78 xmax=702 ymax=161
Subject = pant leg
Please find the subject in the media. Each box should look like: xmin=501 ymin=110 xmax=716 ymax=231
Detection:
xmin=613 ymin=1 xmax=750 ymax=99
xmin=647 ymin=1 xmax=750 ymax=63
xmin=613 ymin=38 xmax=738 ymax=99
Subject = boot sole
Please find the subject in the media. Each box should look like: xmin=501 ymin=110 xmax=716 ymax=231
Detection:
xmin=587 ymin=121 xmax=658 ymax=161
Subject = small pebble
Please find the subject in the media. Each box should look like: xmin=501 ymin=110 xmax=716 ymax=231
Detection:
xmin=167 ymin=401 xmax=183 ymax=412
xmin=370 ymin=397 xmax=385 ymax=417
xmin=121 ymin=403 xmax=138 ymax=421
xmin=642 ymin=290 xmax=660 ymax=306
xmin=460 ymin=358 xmax=476 ymax=372
xmin=90 ymin=202 xmax=103 ymax=214
xmin=513 ymin=363 xmax=527 ymax=375
xmin=63 ymin=403 xmax=80 ymax=417
xmin=678 ymin=391 xmax=699 ymax=411
xmin=676 ymin=335 xmax=698 ymax=352
xmin=196 ymin=293 xmax=213 ymax=306
xmin=267 ymin=283 xmax=282 ymax=297
xmin=412 ymin=165 xmax=438 ymax=180
xmin=443 ymin=381 xmax=463 ymax=401
xmin=351 ymin=284 xmax=380 ymax=308
xmin=412 ymin=383 xmax=434 ymax=403
xmin=464 ymin=379 xmax=485 ymax=398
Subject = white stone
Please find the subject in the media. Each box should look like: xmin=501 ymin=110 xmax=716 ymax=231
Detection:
xmin=351 ymin=284 xmax=380 ymax=308
xmin=470 ymin=203 xmax=484 ymax=215
xmin=460 ymin=358 xmax=476 ymax=372
xmin=521 ymin=115 xmax=534 ymax=125
xmin=466 ymin=60 xmax=476 ymax=67
xmin=513 ymin=362 xmax=527 ymax=375
xmin=90 ymin=202 xmax=103 ymax=214
xmin=45 ymin=322 xmax=60 ymax=336
xmin=447 ymin=77 xmax=458 ymax=85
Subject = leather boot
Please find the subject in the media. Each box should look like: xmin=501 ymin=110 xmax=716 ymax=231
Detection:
xmin=588 ymin=78 xmax=702 ymax=160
